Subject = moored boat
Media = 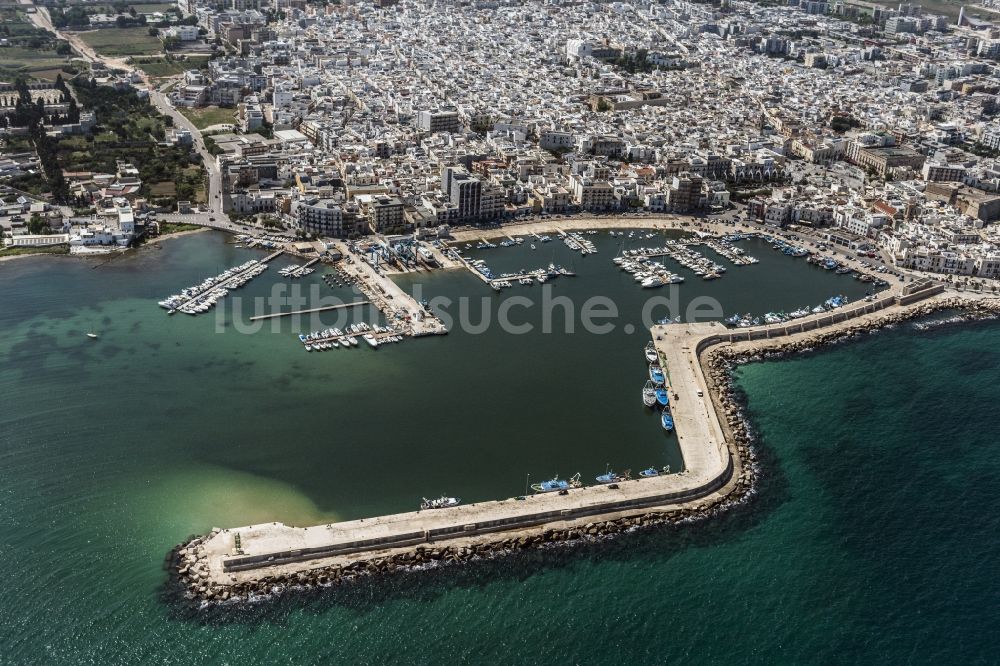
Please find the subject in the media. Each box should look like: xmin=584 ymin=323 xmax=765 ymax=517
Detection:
xmin=642 ymin=380 xmax=657 ymax=407
xmin=661 ymin=410 xmax=674 ymax=432
xmin=644 ymin=341 xmax=658 ymax=363
xmin=531 ymin=476 xmax=569 ymax=493
xmin=649 ymin=364 xmax=665 ymax=385
xmin=655 ymin=387 xmax=670 ymax=407
xmin=595 ymin=469 xmax=624 ymax=484
xmin=420 ymin=495 xmax=461 ymax=510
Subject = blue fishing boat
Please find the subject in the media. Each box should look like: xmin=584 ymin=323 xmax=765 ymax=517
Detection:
xmin=661 ymin=410 xmax=674 ymax=432
xmin=655 ymin=387 xmax=669 ymax=407
xmin=595 ymin=469 xmax=623 ymax=484
xmin=531 ymin=476 xmax=569 ymax=493
xmin=639 ymin=467 xmax=659 ymax=478
xmin=649 ymin=364 xmax=665 ymax=385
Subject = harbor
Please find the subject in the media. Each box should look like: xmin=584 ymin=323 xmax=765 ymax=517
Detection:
xmin=170 ymin=269 xmax=957 ymax=603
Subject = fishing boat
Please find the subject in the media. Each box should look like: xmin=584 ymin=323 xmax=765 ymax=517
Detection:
xmin=655 ymin=387 xmax=669 ymax=407
xmin=531 ymin=476 xmax=570 ymax=493
xmin=595 ymin=469 xmax=623 ymax=484
xmin=86 ymin=333 xmax=99 ymax=339
xmin=420 ymin=496 xmax=461 ymax=510
xmin=649 ymin=364 xmax=665 ymax=385
xmin=644 ymin=341 xmax=658 ymax=363
xmin=661 ymin=410 xmax=674 ymax=432
xmin=642 ymin=380 xmax=657 ymax=407
xmin=639 ymin=467 xmax=661 ymax=478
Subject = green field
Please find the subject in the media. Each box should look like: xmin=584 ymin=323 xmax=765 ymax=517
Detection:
xmin=135 ymin=55 xmax=208 ymax=78
xmin=179 ymin=106 xmax=236 ymax=130
xmin=0 ymin=47 xmax=69 ymax=72
xmin=0 ymin=7 xmax=71 ymax=77
xmin=78 ymin=27 xmax=163 ymax=57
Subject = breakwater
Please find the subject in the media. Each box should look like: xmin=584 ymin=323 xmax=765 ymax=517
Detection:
xmin=167 ymin=285 xmax=998 ymax=608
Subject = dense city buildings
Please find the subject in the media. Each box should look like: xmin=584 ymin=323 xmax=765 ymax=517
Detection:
xmin=9 ymin=0 xmax=1000 ymax=279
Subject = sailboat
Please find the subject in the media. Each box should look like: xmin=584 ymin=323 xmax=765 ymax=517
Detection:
xmin=642 ymin=380 xmax=657 ymax=407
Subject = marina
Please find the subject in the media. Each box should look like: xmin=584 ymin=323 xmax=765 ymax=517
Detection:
xmin=157 ymin=251 xmax=281 ymax=315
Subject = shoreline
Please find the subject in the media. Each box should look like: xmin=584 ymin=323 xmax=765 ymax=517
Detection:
xmin=447 ymin=215 xmax=695 ymax=243
xmin=164 ymin=289 xmax=1000 ymax=609
xmin=0 ymin=227 xmax=212 ymax=266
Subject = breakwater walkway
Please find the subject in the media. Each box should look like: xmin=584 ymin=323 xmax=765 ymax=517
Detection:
xmin=173 ymin=282 xmax=958 ymax=603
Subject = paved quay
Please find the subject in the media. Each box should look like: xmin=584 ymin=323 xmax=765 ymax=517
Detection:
xmin=326 ymin=240 xmax=448 ymax=337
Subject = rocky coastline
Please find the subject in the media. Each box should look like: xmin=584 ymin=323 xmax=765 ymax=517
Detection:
xmin=166 ymin=294 xmax=1000 ymax=609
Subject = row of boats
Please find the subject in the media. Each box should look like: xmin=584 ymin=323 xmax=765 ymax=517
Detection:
xmin=464 ymin=235 xmax=554 ymax=252
xmin=618 ymin=256 xmax=686 ymax=288
xmin=421 ymin=462 xmax=678 ymax=509
xmin=703 ymin=239 xmax=759 ymax=266
xmin=235 ymin=233 xmax=288 ymax=250
xmin=530 ymin=464 xmax=673 ymax=493
xmin=608 ymin=230 xmax=660 ymax=240
xmin=562 ymin=231 xmax=597 ymax=254
xmin=278 ymin=264 xmax=315 ymax=279
xmin=158 ymin=260 xmax=267 ymax=315
xmin=298 ymin=322 xmax=403 ymax=351
xmin=322 ymin=271 xmax=357 ymax=289
xmin=465 ymin=257 xmax=575 ymax=289
xmin=613 ymin=241 xmax=727 ymax=280
xmin=724 ymin=294 xmax=850 ymax=328
xmin=643 ymin=342 xmax=675 ymax=432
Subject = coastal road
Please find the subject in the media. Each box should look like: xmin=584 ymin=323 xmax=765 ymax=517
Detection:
xmin=146 ymin=89 xmax=225 ymax=216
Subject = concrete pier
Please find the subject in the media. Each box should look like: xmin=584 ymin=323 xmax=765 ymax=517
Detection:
xmin=248 ymin=301 xmax=370 ymax=321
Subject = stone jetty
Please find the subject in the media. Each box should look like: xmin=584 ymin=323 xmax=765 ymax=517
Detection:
xmin=168 ymin=285 xmax=1000 ymax=607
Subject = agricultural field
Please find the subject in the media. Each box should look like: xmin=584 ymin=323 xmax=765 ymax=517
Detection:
xmin=134 ymin=55 xmax=209 ymax=79
xmin=179 ymin=106 xmax=236 ymax=130
xmin=78 ymin=27 xmax=162 ymax=57
xmin=0 ymin=7 xmax=73 ymax=78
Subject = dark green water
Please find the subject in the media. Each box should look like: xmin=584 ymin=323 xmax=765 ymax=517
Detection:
xmin=1 ymin=232 xmax=995 ymax=663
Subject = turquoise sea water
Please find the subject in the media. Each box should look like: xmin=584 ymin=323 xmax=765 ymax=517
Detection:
xmin=1 ymin=233 xmax=997 ymax=664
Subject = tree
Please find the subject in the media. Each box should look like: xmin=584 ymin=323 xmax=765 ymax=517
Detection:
xmin=27 ymin=214 xmax=48 ymax=235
